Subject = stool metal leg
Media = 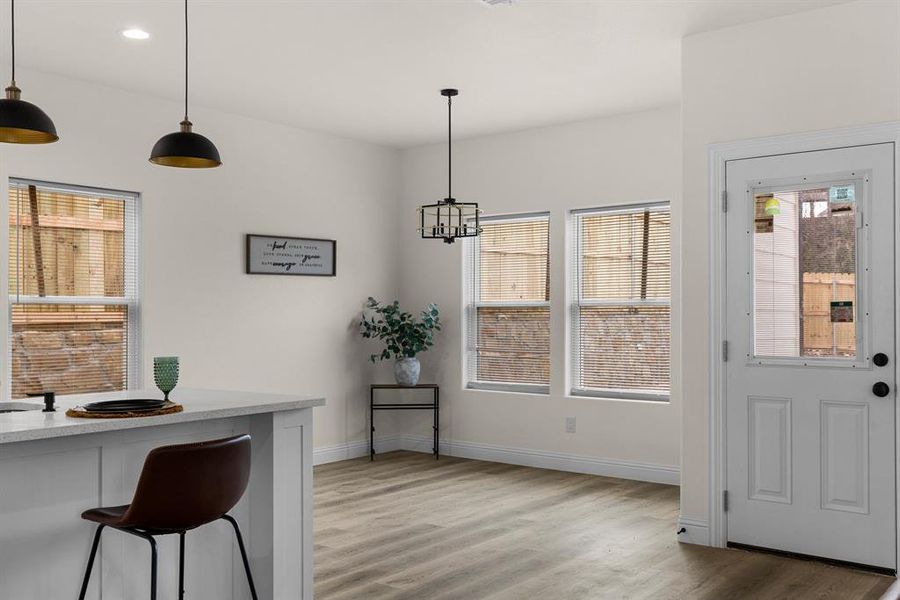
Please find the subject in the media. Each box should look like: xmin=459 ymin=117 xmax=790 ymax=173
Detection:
xmin=178 ymin=531 xmax=186 ymax=600
xmin=149 ymin=535 xmax=157 ymax=600
xmin=78 ymin=524 xmax=105 ymax=600
xmin=119 ymin=528 xmax=158 ymax=600
xmin=222 ymin=515 xmax=258 ymax=600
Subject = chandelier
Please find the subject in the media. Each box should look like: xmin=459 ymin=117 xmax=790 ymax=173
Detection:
xmin=418 ymin=89 xmax=481 ymax=244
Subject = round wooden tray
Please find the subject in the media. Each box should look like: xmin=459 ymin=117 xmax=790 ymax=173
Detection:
xmin=66 ymin=401 xmax=183 ymax=419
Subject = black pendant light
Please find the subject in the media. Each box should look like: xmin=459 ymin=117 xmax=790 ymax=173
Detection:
xmin=418 ymin=89 xmax=481 ymax=244
xmin=150 ymin=0 xmax=220 ymax=168
xmin=0 ymin=0 xmax=57 ymax=144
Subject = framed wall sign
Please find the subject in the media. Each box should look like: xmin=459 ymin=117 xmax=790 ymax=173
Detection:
xmin=245 ymin=234 xmax=337 ymax=276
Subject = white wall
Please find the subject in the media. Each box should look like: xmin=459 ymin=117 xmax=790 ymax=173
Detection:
xmin=680 ymin=0 xmax=900 ymax=526
xmin=6 ymin=0 xmax=892 ymax=492
xmin=397 ymin=106 xmax=682 ymax=476
xmin=0 ymin=68 xmax=402 ymax=451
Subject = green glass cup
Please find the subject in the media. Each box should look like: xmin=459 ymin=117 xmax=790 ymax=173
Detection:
xmin=153 ymin=356 xmax=179 ymax=401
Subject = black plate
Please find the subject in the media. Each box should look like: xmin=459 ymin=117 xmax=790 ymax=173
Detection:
xmin=83 ymin=399 xmax=167 ymax=413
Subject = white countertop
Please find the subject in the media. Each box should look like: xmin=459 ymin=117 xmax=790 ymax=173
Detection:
xmin=0 ymin=388 xmax=325 ymax=444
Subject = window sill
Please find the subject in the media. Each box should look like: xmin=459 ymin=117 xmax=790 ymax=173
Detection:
xmin=568 ymin=388 xmax=670 ymax=403
xmin=466 ymin=382 xmax=550 ymax=396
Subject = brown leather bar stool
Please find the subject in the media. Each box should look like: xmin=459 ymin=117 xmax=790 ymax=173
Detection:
xmin=77 ymin=434 xmax=258 ymax=600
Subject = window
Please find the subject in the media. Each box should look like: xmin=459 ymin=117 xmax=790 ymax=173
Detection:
xmin=464 ymin=213 xmax=550 ymax=393
xmin=8 ymin=179 xmax=140 ymax=399
xmin=570 ymin=203 xmax=670 ymax=400
xmin=753 ymin=184 xmax=858 ymax=359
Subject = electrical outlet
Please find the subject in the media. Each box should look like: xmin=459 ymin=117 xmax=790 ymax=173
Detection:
xmin=565 ymin=417 xmax=576 ymax=433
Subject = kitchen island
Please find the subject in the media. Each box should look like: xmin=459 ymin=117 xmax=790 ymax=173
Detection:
xmin=0 ymin=388 xmax=324 ymax=599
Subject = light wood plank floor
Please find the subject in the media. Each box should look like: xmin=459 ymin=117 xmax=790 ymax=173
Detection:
xmin=314 ymin=451 xmax=894 ymax=600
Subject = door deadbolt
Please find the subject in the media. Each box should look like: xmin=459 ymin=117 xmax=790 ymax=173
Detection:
xmin=873 ymin=382 xmax=891 ymax=397
xmin=874 ymin=353 xmax=889 ymax=367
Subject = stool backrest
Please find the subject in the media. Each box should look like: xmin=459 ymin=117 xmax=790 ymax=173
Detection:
xmin=121 ymin=434 xmax=251 ymax=531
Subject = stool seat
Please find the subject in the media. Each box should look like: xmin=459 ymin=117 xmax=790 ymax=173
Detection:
xmin=81 ymin=505 xmax=129 ymax=526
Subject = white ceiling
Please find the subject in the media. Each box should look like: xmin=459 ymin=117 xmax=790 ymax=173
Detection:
xmin=7 ymin=0 xmax=847 ymax=148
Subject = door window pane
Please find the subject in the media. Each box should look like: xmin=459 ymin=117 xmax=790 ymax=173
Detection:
xmin=753 ymin=185 xmax=857 ymax=359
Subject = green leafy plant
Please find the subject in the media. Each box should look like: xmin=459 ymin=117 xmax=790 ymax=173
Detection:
xmin=359 ymin=297 xmax=441 ymax=362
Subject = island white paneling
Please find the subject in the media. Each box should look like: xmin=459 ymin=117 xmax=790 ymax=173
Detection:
xmin=0 ymin=389 xmax=322 ymax=600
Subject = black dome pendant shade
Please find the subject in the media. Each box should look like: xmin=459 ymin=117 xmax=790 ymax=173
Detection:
xmin=150 ymin=119 xmax=220 ymax=168
xmin=0 ymin=0 xmax=57 ymax=144
xmin=150 ymin=0 xmax=220 ymax=168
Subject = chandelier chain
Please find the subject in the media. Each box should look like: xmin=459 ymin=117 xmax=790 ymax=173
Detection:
xmin=9 ymin=0 xmax=14 ymax=84
xmin=447 ymin=95 xmax=452 ymax=200
xmin=184 ymin=0 xmax=189 ymax=121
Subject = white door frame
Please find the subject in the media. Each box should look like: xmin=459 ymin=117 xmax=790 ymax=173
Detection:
xmin=708 ymin=122 xmax=900 ymax=567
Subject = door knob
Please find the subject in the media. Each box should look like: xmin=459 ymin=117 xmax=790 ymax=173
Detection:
xmin=874 ymin=353 xmax=889 ymax=367
xmin=873 ymin=382 xmax=891 ymax=397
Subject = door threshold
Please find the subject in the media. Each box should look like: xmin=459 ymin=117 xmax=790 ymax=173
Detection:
xmin=727 ymin=542 xmax=896 ymax=577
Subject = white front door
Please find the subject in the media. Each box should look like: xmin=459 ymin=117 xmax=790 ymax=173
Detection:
xmin=725 ymin=143 xmax=896 ymax=571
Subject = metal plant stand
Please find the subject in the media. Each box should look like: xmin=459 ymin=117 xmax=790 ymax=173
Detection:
xmin=370 ymin=384 xmax=439 ymax=460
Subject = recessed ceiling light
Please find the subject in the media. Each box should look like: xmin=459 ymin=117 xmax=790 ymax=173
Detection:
xmin=122 ymin=28 xmax=150 ymax=40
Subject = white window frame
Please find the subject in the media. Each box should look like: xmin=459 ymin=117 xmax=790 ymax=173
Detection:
xmin=568 ymin=201 xmax=671 ymax=402
xmin=463 ymin=212 xmax=551 ymax=395
xmin=8 ymin=178 xmax=142 ymax=397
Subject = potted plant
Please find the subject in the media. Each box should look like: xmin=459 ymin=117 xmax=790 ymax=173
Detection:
xmin=359 ymin=297 xmax=441 ymax=386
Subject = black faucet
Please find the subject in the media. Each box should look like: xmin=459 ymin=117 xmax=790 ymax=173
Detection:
xmin=27 ymin=391 xmax=56 ymax=412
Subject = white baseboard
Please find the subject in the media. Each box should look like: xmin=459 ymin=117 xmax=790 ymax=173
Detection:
xmin=400 ymin=434 xmax=680 ymax=485
xmin=313 ymin=435 xmax=402 ymax=465
xmin=676 ymin=516 xmax=710 ymax=546
xmin=315 ymin=435 xmax=680 ymax=486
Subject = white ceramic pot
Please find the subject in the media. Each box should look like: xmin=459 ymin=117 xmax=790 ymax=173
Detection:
xmin=394 ymin=357 xmax=421 ymax=386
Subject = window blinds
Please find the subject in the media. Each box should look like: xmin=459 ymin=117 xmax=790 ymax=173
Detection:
xmin=465 ymin=214 xmax=550 ymax=392
xmin=572 ymin=204 xmax=670 ymax=399
xmin=8 ymin=180 xmax=140 ymax=399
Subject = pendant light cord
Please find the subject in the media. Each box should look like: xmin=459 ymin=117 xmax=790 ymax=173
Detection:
xmin=447 ymin=95 xmax=452 ymax=200
xmin=10 ymin=0 xmax=15 ymax=85
xmin=183 ymin=0 xmax=189 ymax=122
